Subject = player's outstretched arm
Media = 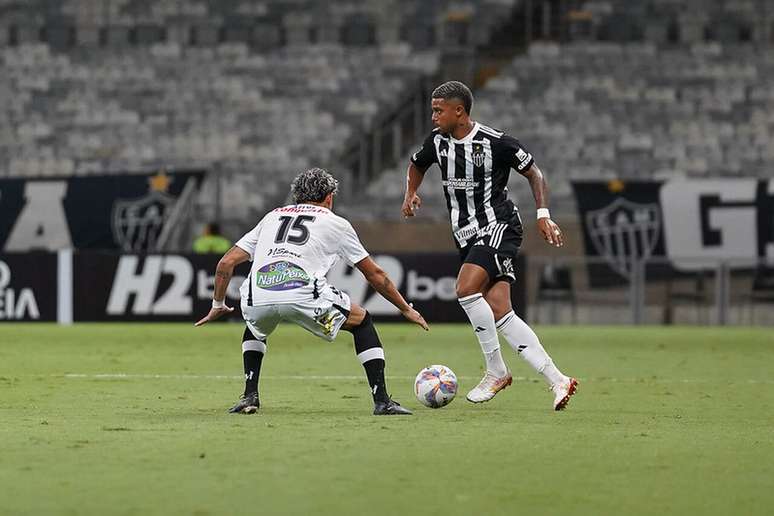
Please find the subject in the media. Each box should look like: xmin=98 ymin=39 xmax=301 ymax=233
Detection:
xmin=520 ymin=164 xmax=564 ymax=248
xmin=195 ymin=246 xmax=250 ymax=326
xmin=355 ymin=256 xmax=429 ymax=331
xmin=401 ymin=162 xmax=426 ymax=218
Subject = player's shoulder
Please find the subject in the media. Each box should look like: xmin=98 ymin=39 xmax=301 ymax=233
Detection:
xmin=477 ymin=123 xmax=524 ymax=148
xmin=477 ymin=122 xmax=523 ymax=143
xmin=424 ymin=127 xmax=441 ymax=141
xmin=329 ymin=211 xmax=356 ymax=230
xmin=476 ymin=122 xmax=506 ymax=140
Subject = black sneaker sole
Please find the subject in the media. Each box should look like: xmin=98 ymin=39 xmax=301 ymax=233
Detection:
xmin=373 ymin=408 xmax=413 ymax=416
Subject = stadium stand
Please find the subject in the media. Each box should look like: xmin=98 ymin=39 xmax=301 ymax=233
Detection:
xmin=4 ymin=0 xmax=772 ymax=223
xmin=355 ymin=0 xmax=774 ymax=221
xmin=478 ymin=41 xmax=774 ymax=183
xmin=569 ymin=0 xmax=772 ymax=44
xmin=0 ymin=1 xmax=526 ymax=222
xmin=356 ymin=40 xmax=774 ymax=219
xmin=0 ymin=0 xmax=522 ymax=47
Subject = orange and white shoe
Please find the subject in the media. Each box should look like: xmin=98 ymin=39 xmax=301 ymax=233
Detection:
xmin=466 ymin=371 xmax=513 ymax=403
xmin=551 ymin=377 xmax=578 ymax=411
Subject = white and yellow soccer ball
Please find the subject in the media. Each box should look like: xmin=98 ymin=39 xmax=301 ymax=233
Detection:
xmin=414 ymin=365 xmax=458 ymax=408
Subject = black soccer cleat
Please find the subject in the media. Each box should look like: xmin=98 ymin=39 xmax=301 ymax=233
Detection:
xmin=228 ymin=391 xmax=259 ymax=414
xmin=373 ymin=398 xmax=412 ymax=416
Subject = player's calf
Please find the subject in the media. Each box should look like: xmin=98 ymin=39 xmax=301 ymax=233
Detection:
xmin=347 ymin=309 xmax=412 ymax=415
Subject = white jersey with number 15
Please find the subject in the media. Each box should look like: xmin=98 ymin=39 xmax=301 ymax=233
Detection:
xmin=234 ymin=204 xmax=369 ymax=306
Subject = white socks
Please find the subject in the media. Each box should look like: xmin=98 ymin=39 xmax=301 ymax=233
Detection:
xmin=495 ymin=311 xmax=566 ymax=386
xmin=458 ymin=294 xmax=508 ymax=377
xmin=458 ymin=296 xmax=566 ymax=386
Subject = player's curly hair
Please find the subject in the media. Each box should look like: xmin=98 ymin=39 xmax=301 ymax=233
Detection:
xmin=432 ymin=80 xmax=473 ymax=114
xmin=290 ymin=167 xmax=339 ymax=204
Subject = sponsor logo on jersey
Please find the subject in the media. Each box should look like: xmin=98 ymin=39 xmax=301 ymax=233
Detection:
xmin=274 ymin=205 xmax=328 ymax=214
xmin=442 ymin=178 xmax=479 ymax=190
xmin=515 ymin=149 xmax=532 ymax=171
xmin=267 ymin=247 xmax=302 ymax=258
xmin=454 ymin=225 xmax=480 ymax=242
xmin=254 ymin=260 xmax=310 ymax=291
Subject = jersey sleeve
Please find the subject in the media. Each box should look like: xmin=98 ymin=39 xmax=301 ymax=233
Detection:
xmin=234 ymin=220 xmax=263 ymax=261
xmin=337 ymin=219 xmax=369 ymax=266
xmin=409 ymin=132 xmax=438 ymax=170
xmin=500 ymin=134 xmax=535 ymax=173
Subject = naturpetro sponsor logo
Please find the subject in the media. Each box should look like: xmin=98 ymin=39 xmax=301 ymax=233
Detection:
xmin=255 ymin=261 xmax=310 ymax=291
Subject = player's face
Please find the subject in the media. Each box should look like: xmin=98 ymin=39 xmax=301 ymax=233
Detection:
xmin=431 ymin=98 xmax=463 ymax=135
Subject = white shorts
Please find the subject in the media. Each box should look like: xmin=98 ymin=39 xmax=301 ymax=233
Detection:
xmin=241 ymin=284 xmax=351 ymax=342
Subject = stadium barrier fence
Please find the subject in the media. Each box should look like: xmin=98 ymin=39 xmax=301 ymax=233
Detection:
xmin=1 ymin=251 xmax=772 ymax=326
xmin=0 ymin=251 xmax=526 ymax=325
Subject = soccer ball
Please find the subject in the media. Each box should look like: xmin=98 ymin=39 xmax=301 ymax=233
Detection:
xmin=414 ymin=365 xmax=458 ymax=408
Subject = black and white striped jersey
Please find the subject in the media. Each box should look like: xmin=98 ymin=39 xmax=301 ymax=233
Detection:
xmin=410 ymin=122 xmax=534 ymax=248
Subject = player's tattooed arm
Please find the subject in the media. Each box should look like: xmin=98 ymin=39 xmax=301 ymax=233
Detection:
xmin=356 ymin=256 xmax=429 ymax=330
xmin=213 ymin=246 xmax=248 ymax=301
xmin=195 ymin=246 xmax=250 ymax=326
xmin=521 ymin=164 xmax=564 ymax=248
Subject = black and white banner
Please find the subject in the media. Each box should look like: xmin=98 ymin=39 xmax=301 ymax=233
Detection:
xmin=0 ymin=170 xmax=205 ymax=252
xmin=573 ymin=179 xmax=774 ymax=284
xmin=1 ymin=252 xmax=526 ymax=323
xmin=0 ymin=253 xmax=58 ymax=321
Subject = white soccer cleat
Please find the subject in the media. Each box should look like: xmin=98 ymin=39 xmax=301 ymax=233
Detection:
xmin=551 ymin=377 xmax=578 ymax=411
xmin=466 ymin=371 xmax=513 ymax=403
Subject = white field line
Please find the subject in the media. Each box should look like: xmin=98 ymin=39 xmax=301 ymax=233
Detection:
xmin=57 ymin=373 xmax=774 ymax=384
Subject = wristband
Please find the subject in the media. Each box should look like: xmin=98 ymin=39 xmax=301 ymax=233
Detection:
xmin=212 ymin=299 xmax=225 ymax=309
xmin=537 ymin=208 xmax=551 ymax=220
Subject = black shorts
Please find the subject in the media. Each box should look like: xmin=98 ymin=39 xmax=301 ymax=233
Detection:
xmin=458 ymin=219 xmax=523 ymax=284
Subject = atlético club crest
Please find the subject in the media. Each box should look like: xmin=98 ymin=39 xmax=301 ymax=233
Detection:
xmin=472 ymin=144 xmax=485 ymax=167
xmin=112 ymin=191 xmax=175 ymax=252
xmin=586 ymin=198 xmax=661 ymax=279
xmin=111 ymin=171 xmax=176 ymax=251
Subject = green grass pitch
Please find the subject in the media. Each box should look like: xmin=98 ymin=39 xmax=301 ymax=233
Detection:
xmin=1 ymin=323 xmax=772 ymax=516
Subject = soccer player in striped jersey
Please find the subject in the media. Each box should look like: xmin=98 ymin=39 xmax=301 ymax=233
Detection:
xmin=402 ymin=81 xmax=578 ymax=410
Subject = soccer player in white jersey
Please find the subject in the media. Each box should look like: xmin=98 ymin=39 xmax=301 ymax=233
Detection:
xmin=402 ymin=81 xmax=578 ymax=410
xmin=196 ymin=168 xmax=429 ymax=415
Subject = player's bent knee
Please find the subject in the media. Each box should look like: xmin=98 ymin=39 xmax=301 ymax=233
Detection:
xmin=456 ymin=265 xmax=490 ymax=299
xmin=456 ymin=278 xmax=487 ymax=299
xmin=342 ymin=303 xmax=366 ymax=330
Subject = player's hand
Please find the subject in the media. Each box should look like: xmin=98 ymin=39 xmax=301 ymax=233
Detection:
xmin=401 ymin=193 xmax=422 ymax=218
xmin=538 ymin=218 xmax=564 ymax=247
xmin=194 ymin=306 xmax=234 ymax=326
xmin=401 ymin=305 xmax=429 ymax=331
